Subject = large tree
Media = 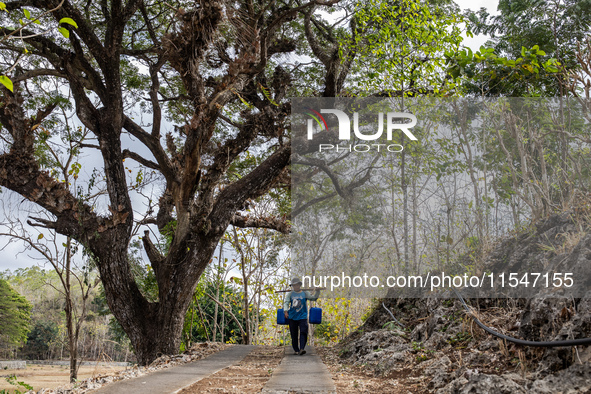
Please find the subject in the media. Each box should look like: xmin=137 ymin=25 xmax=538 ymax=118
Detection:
xmin=467 ymin=0 xmax=591 ymax=95
xmin=0 ymin=0 xmax=355 ymax=364
xmin=0 ymin=278 xmax=31 ymax=354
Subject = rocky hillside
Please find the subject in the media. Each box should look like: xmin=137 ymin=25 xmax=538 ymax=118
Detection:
xmin=335 ymin=208 xmax=591 ymax=393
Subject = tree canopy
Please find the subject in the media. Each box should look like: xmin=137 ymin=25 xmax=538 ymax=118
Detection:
xmin=0 ymin=278 xmax=31 ymax=349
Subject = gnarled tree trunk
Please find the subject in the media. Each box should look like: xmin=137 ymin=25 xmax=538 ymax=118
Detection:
xmin=0 ymin=0 xmax=353 ymax=365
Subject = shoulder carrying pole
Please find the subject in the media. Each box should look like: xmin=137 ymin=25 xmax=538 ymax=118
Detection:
xmin=275 ymin=287 xmax=326 ymax=293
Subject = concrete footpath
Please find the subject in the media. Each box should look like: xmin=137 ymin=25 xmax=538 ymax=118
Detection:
xmin=91 ymin=345 xmax=254 ymax=394
xmin=262 ymin=345 xmax=336 ymax=393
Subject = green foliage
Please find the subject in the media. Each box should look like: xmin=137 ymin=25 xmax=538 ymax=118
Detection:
xmin=347 ymin=0 xmax=464 ymax=96
xmin=411 ymin=340 xmax=423 ymax=352
xmin=0 ymin=7 xmax=79 ymax=90
xmin=0 ymin=279 xmax=31 ymax=348
xmin=18 ymin=320 xmax=58 ymax=360
xmin=258 ymin=83 xmax=279 ymax=106
xmin=415 ymin=353 xmax=430 ymax=362
xmin=0 ymin=75 xmax=12 ymax=92
xmin=59 ymin=17 xmax=78 ymax=29
xmin=466 ymin=0 xmax=591 ymax=95
xmin=360 ymin=299 xmax=378 ymax=323
xmin=2 ymin=267 xmax=128 ymax=361
xmin=182 ymin=279 xmax=246 ymax=346
xmin=410 ymin=340 xmax=434 ymax=362
xmin=314 ymin=321 xmax=340 ymax=343
xmin=312 ymin=298 xmax=357 ymax=341
xmin=442 ymin=299 xmax=455 ymax=308
xmin=382 ymin=321 xmax=404 ymax=332
xmin=447 ymin=331 xmax=472 ymax=348
xmin=445 ymin=45 xmax=561 ymax=96
xmin=1 ymin=375 xmax=33 ymax=394
xmin=57 ymin=17 xmax=78 ymax=38
xmin=158 ymin=221 xmax=177 ymax=256
xmin=472 ymin=0 xmax=591 ymax=61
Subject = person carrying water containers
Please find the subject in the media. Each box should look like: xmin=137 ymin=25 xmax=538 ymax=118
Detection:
xmin=283 ymin=277 xmax=321 ymax=355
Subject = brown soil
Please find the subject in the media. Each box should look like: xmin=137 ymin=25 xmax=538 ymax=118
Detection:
xmin=0 ymin=365 xmax=127 ymax=393
xmin=177 ymin=345 xmax=284 ymax=394
xmin=0 ymin=342 xmax=230 ymax=394
xmin=316 ymin=346 xmax=430 ymax=393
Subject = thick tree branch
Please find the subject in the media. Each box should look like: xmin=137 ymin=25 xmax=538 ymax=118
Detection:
xmin=0 ymin=89 xmax=100 ymax=241
xmin=196 ymin=116 xmax=261 ymax=211
xmin=304 ymin=6 xmax=331 ymax=66
xmin=230 ymin=213 xmax=290 ymax=234
xmin=122 ymin=149 xmax=160 ymax=171
xmin=12 ymin=68 xmax=66 ymax=82
xmin=207 ymin=144 xmax=290 ymax=236
xmin=141 ymin=230 xmax=165 ymax=278
xmin=123 ymin=116 xmax=177 ymax=184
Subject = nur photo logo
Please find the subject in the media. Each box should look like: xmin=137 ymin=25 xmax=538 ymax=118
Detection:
xmin=304 ymin=107 xmax=418 ymax=152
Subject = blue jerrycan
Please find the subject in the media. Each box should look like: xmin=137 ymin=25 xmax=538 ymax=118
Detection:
xmin=309 ymin=307 xmax=322 ymax=324
xmin=277 ymin=309 xmax=288 ymax=325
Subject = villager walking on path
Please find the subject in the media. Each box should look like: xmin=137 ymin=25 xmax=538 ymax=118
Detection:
xmin=283 ymin=277 xmax=321 ymax=355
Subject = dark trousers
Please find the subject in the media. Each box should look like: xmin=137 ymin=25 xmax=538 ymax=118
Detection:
xmin=288 ymin=318 xmax=308 ymax=352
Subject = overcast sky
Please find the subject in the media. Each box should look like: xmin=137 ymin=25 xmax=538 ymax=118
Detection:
xmin=0 ymin=0 xmax=500 ymax=273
